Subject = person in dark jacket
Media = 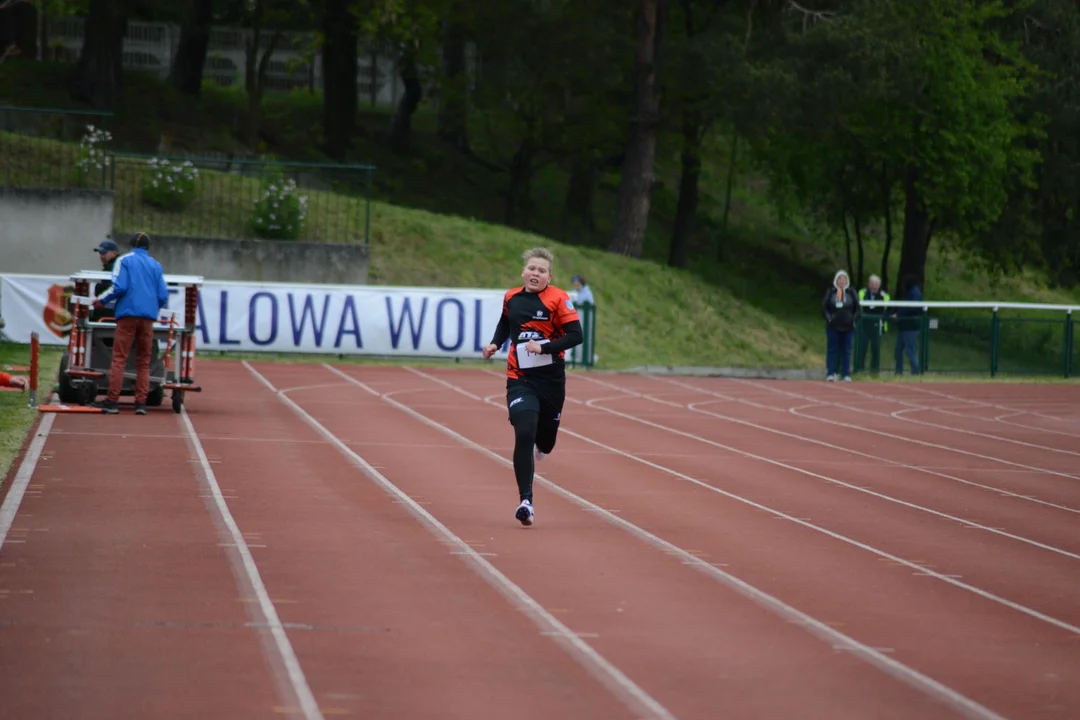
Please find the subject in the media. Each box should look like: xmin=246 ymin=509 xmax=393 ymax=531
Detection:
xmin=91 ymin=232 xmax=169 ymax=415
xmin=821 ymin=269 xmax=860 ymax=382
xmin=91 ymin=237 xmax=121 ymax=322
xmin=893 ymin=274 xmax=923 ymax=375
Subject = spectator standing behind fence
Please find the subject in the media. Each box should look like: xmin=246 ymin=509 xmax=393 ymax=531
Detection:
xmin=856 ymin=274 xmax=890 ymax=374
xmin=893 ymin=274 xmax=923 ymax=375
xmin=821 ymin=270 xmax=860 ymax=382
xmin=571 ymin=275 xmax=594 ymax=306
xmin=90 ymin=232 xmax=169 ymax=415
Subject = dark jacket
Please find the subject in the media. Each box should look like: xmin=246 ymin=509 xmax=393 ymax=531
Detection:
xmin=91 ymin=256 xmax=118 ymax=321
xmin=896 ymin=284 xmax=924 ymax=333
xmin=822 ymin=285 xmax=860 ymax=333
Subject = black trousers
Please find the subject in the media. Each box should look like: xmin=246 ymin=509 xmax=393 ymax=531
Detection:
xmin=506 ymin=376 xmax=565 ymax=503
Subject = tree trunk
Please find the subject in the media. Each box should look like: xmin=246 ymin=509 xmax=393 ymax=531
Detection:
xmin=855 ymin=214 xmax=864 ymax=287
xmin=842 ymin=209 xmax=854 ymax=280
xmin=389 ymin=48 xmax=422 ymax=153
xmin=563 ymin=150 xmax=597 ymax=234
xmin=609 ymin=0 xmax=669 ymax=257
xmin=437 ymin=9 xmax=469 ymax=152
xmin=321 ymin=0 xmax=357 ymax=159
xmin=69 ymin=0 xmax=128 ymax=110
xmin=244 ymin=27 xmax=281 ymax=149
xmin=505 ymin=138 xmax=535 ymax=228
xmin=169 ymin=0 xmax=213 ymax=96
xmin=880 ymin=160 xmax=893 ymax=292
xmin=669 ymin=111 xmax=703 ymax=268
xmin=899 ymin=163 xmax=933 ymax=289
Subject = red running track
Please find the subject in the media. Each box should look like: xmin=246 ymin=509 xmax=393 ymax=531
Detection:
xmin=2 ymin=360 xmax=1079 ymax=719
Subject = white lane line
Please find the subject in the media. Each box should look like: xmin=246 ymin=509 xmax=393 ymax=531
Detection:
xmin=241 ymin=361 xmax=677 ymax=720
xmin=574 ymin=375 xmax=1080 ymax=560
xmin=0 ymin=409 xmax=56 ymax=550
xmin=406 ymin=366 xmax=1080 ymax=639
xmin=725 ymin=378 xmax=1080 ymax=480
xmin=643 ymin=376 xmax=1080 ymax=516
xmin=906 ymin=385 xmax=1080 ymax=428
xmin=178 ymin=408 xmax=324 ymax=720
xmin=329 ymin=364 xmax=1010 ymax=720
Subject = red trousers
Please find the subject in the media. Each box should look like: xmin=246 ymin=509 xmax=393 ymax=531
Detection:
xmin=108 ymin=316 xmax=154 ymax=404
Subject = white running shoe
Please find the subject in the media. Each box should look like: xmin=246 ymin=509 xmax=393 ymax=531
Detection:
xmin=534 ymin=445 xmax=547 ymax=462
xmin=826 ymin=374 xmax=837 ymax=382
xmin=515 ymin=499 xmax=534 ymax=526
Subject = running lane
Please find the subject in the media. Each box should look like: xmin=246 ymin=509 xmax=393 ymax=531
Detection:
xmin=192 ymin=360 xmax=646 ymax=720
xmin=402 ymin=365 xmax=1080 ymax=720
xmin=322 ymin=364 xmax=1028 ymax=720
xmin=0 ymin=410 xmax=285 ymax=719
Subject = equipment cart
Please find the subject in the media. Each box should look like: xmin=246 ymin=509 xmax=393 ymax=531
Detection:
xmin=56 ymin=270 xmax=204 ymax=413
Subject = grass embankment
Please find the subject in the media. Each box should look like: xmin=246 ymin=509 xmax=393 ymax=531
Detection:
xmin=0 ymin=343 xmax=62 ymax=488
xmin=3 ymin=59 xmax=1080 ymax=376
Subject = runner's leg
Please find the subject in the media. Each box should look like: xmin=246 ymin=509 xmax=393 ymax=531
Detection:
xmin=506 ymin=380 xmax=541 ymax=504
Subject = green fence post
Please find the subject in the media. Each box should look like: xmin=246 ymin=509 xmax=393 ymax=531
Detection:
xmin=853 ymin=317 xmax=863 ymax=376
xmin=990 ymin=307 xmax=1000 ymax=378
xmin=919 ymin=309 xmax=930 ymax=374
xmin=364 ymin=167 xmax=373 ymax=245
xmin=576 ymin=302 xmax=595 ymax=369
xmin=1066 ymin=310 xmax=1074 ymax=379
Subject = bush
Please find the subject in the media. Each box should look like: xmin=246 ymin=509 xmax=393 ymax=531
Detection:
xmin=73 ymin=124 xmax=111 ymax=187
xmin=250 ymin=173 xmax=308 ymax=240
xmin=140 ymin=157 xmax=198 ymax=211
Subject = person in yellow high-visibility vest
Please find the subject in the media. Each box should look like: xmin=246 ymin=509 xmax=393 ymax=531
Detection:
xmin=856 ymin=275 xmax=890 ymax=374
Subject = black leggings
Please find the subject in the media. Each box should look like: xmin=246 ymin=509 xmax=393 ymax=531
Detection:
xmin=510 ymin=409 xmax=560 ymax=503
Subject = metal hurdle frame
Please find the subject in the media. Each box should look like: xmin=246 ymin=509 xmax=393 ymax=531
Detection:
xmin=54 ymin=270 xmax=205 ymax=414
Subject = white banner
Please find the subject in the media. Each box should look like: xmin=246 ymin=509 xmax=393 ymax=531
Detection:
xmin=0 ymin=274 xmax=511 ymax=358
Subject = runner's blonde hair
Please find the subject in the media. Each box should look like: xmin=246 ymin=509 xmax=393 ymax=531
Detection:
xmin=523 ymin=247 xmax=554 ymax=267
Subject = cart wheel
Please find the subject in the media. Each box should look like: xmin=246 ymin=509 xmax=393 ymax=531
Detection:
xmin=78 ymin=383 xmax=97 ymax=407
xmin=57 ymin=353 xmax=81 ymax=404
xmin=147 ymin=384 xmax=165 ymax=407
xmin=172 ymin=389 xmax=185 ymax=414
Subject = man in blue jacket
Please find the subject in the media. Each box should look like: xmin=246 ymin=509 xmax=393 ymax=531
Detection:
xmin=91 ymin=232 xmax=169 ymax=414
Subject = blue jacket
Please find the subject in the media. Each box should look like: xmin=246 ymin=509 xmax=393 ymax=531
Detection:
xmin=96 ymin=248 xmax=169 ymax=320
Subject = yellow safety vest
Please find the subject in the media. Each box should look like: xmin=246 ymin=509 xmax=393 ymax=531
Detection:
xmin=859 ymin=288 xmax=891 ymax=332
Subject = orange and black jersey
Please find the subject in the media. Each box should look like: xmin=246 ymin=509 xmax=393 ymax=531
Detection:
xmin=489 ymin=285 xmax=583 ymax=380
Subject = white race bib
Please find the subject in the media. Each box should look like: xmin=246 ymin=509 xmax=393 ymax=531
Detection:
xmin=516 ymin=339 xmax=552 ymax=369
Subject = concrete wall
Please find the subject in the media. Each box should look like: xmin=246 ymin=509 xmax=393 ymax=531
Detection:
xmin=148 ymin=235 xmax=370 ymax=285
xmin=0 ymin=187 xmax=115 ymax=274
xmin=0 ymin=188 xmax=370 ymax=285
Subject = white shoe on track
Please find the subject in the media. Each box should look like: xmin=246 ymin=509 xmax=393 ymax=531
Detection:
xmin=515 ymin=499 xmax=534 ymax=527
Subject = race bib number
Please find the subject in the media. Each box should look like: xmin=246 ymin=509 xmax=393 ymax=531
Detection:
xmin=516 ymin=339 xmax=552 ymax=369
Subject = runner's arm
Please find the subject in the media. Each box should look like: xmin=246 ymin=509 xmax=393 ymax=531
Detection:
xmin=541 ymin=320 xmax=582 ymax=354
xmin=489 ymin=313 xmax=511 ymax=348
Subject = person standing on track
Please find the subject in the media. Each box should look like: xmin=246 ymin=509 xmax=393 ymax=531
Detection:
xmin=482 ymin=247 xmax=584 ymax=527
xmin=91 ymin=232 xmax=169 ymax=415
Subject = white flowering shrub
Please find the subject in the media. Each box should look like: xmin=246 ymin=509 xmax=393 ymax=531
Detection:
xmin=140 ymin=158 xmax=198 ymax=211
xmin=251 ymin=173 xmax=308 ymax=240
xmin=73 ymin=124 xmax=112 ymax=187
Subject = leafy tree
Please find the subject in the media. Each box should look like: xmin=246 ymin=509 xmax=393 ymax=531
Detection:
xmin=756 ymin=0 xmax=1040 ymax=291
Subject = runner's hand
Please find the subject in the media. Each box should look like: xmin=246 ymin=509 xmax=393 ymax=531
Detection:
xmin=525 ymin=340 xmax=544 ymax=355
xmin=482 ymin=343 xmax=498 ymax=360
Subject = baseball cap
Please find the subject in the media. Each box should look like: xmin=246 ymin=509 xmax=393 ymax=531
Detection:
xmin=93 ymin=238 xmax=119 ymax=253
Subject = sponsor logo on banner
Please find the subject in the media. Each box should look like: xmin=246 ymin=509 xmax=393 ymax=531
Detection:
xmin=43 ymin=283 xmax=75 ymax=339
xmin=1 ymin=274 xmax=514 ymax=358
